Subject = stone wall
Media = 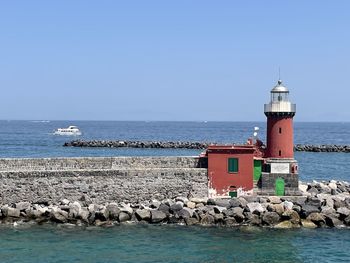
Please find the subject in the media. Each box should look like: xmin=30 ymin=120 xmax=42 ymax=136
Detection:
xmin=0 ymin=156 xmax=206 ymax=171
xmin=0 ymin=157 xmax=208 ymax=205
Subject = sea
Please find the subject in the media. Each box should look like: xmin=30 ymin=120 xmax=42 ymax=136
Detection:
xmin=0 ymin=120 xmax=349 ymax=262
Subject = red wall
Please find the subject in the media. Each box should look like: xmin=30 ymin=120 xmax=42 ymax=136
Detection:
xmin=208 ymin=152 xmax=254 ymax=196
xmin=266 ymin=117 xmax=294 ymax=158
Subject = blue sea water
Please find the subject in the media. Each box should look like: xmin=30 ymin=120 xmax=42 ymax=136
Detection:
xmin=0 ymin=120 xmax=349 ymax=182
xmin=0 ymin=120 xmax=350 ymax=262
xmin=1 ymin=224 xmax=350 ymax=263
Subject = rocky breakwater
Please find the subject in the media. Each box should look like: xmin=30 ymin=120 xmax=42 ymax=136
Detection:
xmin=1 ymin=180 xmax=350 ymax=228
xmin=294 ymin=144 xmax=350 ymax=153
xmin=63 ymin=140 xmax=210 ymax=149
xmin=64 ymin=140 xmax=350 ymax=153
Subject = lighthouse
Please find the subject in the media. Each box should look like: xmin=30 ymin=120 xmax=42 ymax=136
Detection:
xmin=260 ymin=80 xmax=299 ymax=196
xmin=265 ymin=79 xmax=295 ymax=158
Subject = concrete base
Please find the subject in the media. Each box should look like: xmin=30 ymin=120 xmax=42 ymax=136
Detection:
xmin=259 ymin=172 xmax=300 ymax=196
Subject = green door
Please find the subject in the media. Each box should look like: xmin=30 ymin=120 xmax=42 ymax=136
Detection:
xmin=253 ymin=160 xmax=262 ymax=181
xmin=275 ymin=178 xmax=285 ymax=196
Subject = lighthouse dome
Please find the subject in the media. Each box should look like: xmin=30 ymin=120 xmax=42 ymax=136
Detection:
xmin=271 ymin=80 xmax=289 ymax=93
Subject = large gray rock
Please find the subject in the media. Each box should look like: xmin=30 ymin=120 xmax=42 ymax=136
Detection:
xmin=321 ymin=206 xmax=336 ymax=215
xmin=60 ymin=199 xmax=70 ymax=205
xmin=151 ymin=210 xmax=167 ymax=223
xmin=213 ymin=206 xmax=226 ymax=214
xmin=301 ymin=205 xmax=320 ymax=217
xmin=325 ymin=197 xmax=334 ymax=208
xmin=325 ymin=215 xmax=343 ymax=227
xmin=232 ymin=207 xmax=245 ymax=222
xmin=177 ymin=208 xmax=193 ymax=219
xmin=247 ymin=213 xmax=262 ymax=226
xmin=135 ymin=209 xmax=151 ymax=221
xmin=214 ymin=213 xmax=224 ymax=223
xmin=15 ymin=202 xmax=31 ymax=211
xmin=329 ymin=182 xmax=337 ymax=190
xmin=78 ymin=207 xmax=89 ymax=222
xmin=186 ymin=201 xmax=196 ymax=209
xmin=268 ymin=204 xmax=284 ymax=215
xmin=222 ymin=208 xmax=234 ymax=217
xmin=319 ymin=183 xmax=331 ymax=194
xmin=106 ymin=203 xmax=120 ymax=220
xmin=95 ymin=208 xmax=109 ymax=221
xmin=238 ymin=197 xmax=248 ymax=207
xmin=158 ymin=203 xmax=170 ymax=215
xmin=185 ymin=217 xmax=199 ymax=226
xmin=282 ymin=209 xmax=300 ymax=225
xmin=31 ymin=205 xmax=48 ymax=219
xmin=118 ymin=212 xmax=131 ymax=223
xmin=88 ymin=204 xmax=99 ymax=213
xmin=333 ymin=197 xmax=346 ymax=209
xmin=214 ymin=199 xmax=231 ymax=208
xmin=175 ymin=197 xmax=189 ymax=204
xmin=190 ymin=197 xmax=208 ymax=204
xmin=229 ymin=198 xmax=242 ymax=208
xmin=307 ymin=187 xmax=319 ymax=195
xmin=120 ymin=205 xmax=133 ymax=215
xmin=282 ymin=201 xmax=294 ymax=210
xmin=69 ymin=201 xmax=81 ymax=219
xmin=262 ymin=212 xmax=280 ymax=226
xmin=200 ymin=214 xmax=215 ymax=226
xmin=344 ymin=215 xmax=350 ymax=226
xmin=51 ymin=208 xmax=68 ymax=223
xmin=150 ymin=200 xmax=161 ymax=209
xmin=306 ymin=212 xmax=325 ymax=226
xmin=301 ymin=219 xmax=317 ymax=228
xmin=6 ymin=207 xmax=21 ymax=218
xmin=170 ymin=202 xmax=184 ymax=213
xmin=337 ymin=207 xmax=350 ymax=217
xmin=268 ymin=196 xmax=282 ymax=204
xmin=224 ymin=217 xmax=237 ymax=227
xmin=247 ymin=202 xmax=265 ymax=214
xmin=306 ymin=197 xmax=321 ymax=207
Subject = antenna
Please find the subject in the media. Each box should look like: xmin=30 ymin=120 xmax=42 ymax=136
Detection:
xmin=278 ymin=67 xmax=281 ymax=80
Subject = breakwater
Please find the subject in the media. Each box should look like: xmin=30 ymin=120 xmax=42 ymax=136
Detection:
xmin=1 ymin=157 xmax=349 ymax=228
xmin=0 ymin=157 xmax=207 ymax=205
xmin=1 ymin=180 xmax=350 ymax=228
xmin=63 ymin=140 xmax=210 ymax=149
xmin=63 ymin=140 xmax=350 ymax=153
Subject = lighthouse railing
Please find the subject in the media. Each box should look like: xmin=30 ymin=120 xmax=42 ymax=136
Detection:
xmin=264 ymin=102 xmax=296 ymax=113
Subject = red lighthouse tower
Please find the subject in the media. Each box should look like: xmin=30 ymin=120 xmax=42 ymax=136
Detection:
xmin=265 ymin=79 xmax=295 ymax=158
xmin=260 ymin=79 xmax=299 ymax=196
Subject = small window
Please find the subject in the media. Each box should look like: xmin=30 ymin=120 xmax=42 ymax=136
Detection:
xmin=279 ymin=127 xmax=282 ymax=134
xmin=228 ymin=158 xmax=239 ymax=173
xmin=279 ymin=150 xmax=282 ymax=156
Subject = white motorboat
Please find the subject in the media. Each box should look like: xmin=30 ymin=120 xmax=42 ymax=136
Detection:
xmin=54 ymin=126 xmax=82 ymax=136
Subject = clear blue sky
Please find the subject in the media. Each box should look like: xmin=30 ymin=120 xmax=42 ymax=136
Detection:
xmin=0 ymin=1 xmax=349 ymax=121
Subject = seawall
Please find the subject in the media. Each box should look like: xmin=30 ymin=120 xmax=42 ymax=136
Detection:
xmin=0 ymin=157 xmax=208 ymax=205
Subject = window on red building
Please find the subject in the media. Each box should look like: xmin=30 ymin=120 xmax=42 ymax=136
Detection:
xmin=228 ymin=158 xmax=239 ymax=173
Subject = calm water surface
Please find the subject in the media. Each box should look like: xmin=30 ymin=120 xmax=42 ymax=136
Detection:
xmin=0 ymin=224 xmax=350 ymax=263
